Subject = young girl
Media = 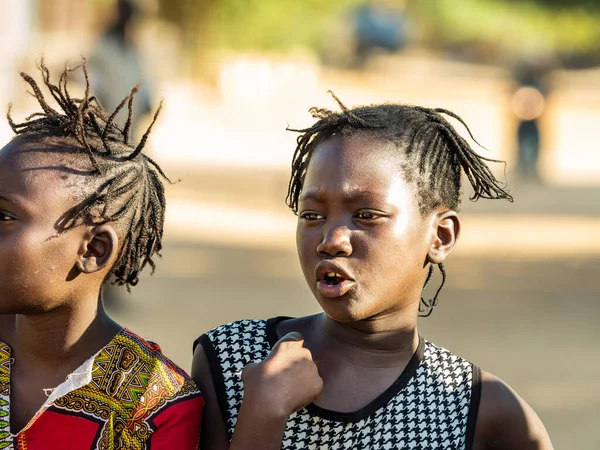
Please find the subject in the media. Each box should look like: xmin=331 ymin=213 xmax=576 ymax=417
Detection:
xmin=192 ymin=96 xmax=553 ymax=449
xmin=0 ymin=60 xmax=203 ymax=449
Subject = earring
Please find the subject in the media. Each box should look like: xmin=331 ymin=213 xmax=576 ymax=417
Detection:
xmin=419 ymin=263 xmax=446 ymax=317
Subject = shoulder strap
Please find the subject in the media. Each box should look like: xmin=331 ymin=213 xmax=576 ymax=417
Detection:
xmin=464 ymin=364 xmax=482 ymax=450
xmin=195 ymin=320 xmax=272 ymax=439
xmin=196 ymin=333 xmax=231 ymax=430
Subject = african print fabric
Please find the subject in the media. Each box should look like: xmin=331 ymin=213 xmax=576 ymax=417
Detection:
xmin=0 ymin=328 xmax=204 ymax=450
xmin=197 ymin=317 xmax=482 ymax=450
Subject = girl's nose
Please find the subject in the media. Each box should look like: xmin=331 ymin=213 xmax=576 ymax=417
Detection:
xmin=317 ymin=226 xmax=352 ymax=257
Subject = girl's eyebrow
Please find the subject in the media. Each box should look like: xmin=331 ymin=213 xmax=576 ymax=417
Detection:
xmin=299 ymin=189 xmax=325 ymax=203
xmin=0 ymin=194 xmax=16 ymax=204
xmin=0 ymin=194 xmax=28 ymax=211
xmin=299 ymin=188 xmax=385 ymax=203
xmin=344 ymin=190 xmax=385 ymax=202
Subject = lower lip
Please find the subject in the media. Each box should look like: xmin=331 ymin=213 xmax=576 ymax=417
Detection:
xmin=316 ymin=280 xmax=355 ymax=298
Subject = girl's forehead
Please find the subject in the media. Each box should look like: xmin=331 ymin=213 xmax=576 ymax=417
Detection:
xmin=0 ymin=138 xmax=92 ymax=200
xmin=312 ymin=133 xmax=399 ymax=164
xmin=0 ymin=136 xmax=94 ymax=173
xmin=307 ymin=134 xmax=403 ymax=182
xmin=303 ymin=134 xmax=417 ymax=205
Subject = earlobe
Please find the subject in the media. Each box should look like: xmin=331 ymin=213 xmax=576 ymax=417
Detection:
xmin=428 ymin=211 xmax=460 ymax=264
xmin=76 ymin=225 xmax=119 ymax=275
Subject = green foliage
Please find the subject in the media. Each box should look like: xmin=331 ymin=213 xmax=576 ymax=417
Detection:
xmin=507 ymin=0 xmax=600 ymax=10
xmin=157 ymin=0 xmax=600 ymax=55
xmin=426 ymin=0 xmax=600 ymax=54
xmin=89 ymin=0 xmax=116 ymax=4
xmin=208 ymin=0 xmax=362 ymax=51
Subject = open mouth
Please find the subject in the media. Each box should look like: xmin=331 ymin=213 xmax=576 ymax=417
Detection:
xmin=315 ymin=264 xmax=356 ymax=298
xmin=323 ymin=272 xmax=347 ymax=285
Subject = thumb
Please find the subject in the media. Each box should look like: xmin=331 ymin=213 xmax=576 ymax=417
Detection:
xmin=272 ymin=332 xmax=305 ymax=350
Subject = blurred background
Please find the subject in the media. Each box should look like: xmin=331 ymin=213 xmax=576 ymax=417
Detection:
xmin=1 ymin=0 xmax=599 ymax=447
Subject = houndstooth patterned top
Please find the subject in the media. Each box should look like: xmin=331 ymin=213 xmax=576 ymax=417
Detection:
xmin=195 ymin=317 xmax=482 ymax=450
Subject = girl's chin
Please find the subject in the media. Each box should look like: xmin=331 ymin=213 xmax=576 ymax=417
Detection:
xmin=318 ymin=299 xmax=371 ymax=324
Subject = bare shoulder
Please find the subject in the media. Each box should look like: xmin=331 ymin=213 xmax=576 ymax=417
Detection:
xmin=275 ymin=314 xmax=320 ymax=339
xmin=473 ymin=371 xmax=553 ymax=450
xmin=191 ymin=338 xmax=230 ymax=450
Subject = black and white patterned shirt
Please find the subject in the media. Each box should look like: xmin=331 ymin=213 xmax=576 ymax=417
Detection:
xmin=196 ymin=317 xmax=482 ymax=450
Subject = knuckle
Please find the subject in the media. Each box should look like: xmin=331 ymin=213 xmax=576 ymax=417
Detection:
xmin=299 ymin=347 xmax=313 ymax=358
xmin=277 ymin=341 xmax=293 ymax=350
xmin=241 ymin=362 xmax=258 ymax=380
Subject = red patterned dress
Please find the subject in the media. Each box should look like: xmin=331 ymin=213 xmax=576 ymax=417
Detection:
xmin=0 ymin=328 xmax=204 ymax=449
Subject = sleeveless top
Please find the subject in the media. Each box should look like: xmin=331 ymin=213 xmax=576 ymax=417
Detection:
xmin=195 ymin=317 xmax=482 ymax=450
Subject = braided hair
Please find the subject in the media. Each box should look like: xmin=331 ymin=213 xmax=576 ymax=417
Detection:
xmin=286 ymin=93 xmax=513 ymax=315
xmin=6 ymin=59 xmax=169 ymax=290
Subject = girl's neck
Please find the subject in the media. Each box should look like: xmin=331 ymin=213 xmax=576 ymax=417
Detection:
xmin=314 ymin=312 xmax=419 ymax=368
xmin=10 ymin=298 xmax=122 ymax=371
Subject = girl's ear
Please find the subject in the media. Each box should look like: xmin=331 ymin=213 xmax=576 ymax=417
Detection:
xmin=75 ymin=225 xmax=119 ymax=275
xmin=428 ymin=210 xmax=460 ymax=265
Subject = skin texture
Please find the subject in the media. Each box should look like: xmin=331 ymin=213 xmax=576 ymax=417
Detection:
xmin=0 ymin=136 xmax=123 ymax=433
xmin=193 ymin=133 xmax=553 ymax=450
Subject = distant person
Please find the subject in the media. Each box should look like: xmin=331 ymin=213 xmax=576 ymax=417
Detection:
xmin=192 ymin=95 xmax=554 ymax=449
xmin=0 ymin=0 xmax=31 ymax=143
xmin=512 ymin=62 xmax=549 ymax=180
xmin=352 ymin=0 xmax=409 ymax=66
xmin=0 ymin=60 xmax=203 ymax=449
xmin=89 ymin=0 xmax=152 ymax=128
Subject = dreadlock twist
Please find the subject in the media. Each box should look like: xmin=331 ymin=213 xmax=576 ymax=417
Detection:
xmin=6 ymin=58 xmax=170 ymax=290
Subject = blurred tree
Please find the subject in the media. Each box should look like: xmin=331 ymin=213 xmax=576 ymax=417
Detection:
xmin=158 ymin=0 xmax=364 ymax=51
xmin=505 ymin=0 xmax=600 ymax=10
xmin=154 ymin=0 xmax=600 ymax=72
xmin=428 ymin=0 xmax=600 ymax=61
xmin=156 ymin=0 xmax=364 ymax=77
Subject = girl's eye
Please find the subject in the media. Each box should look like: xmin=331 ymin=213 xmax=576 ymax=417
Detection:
xmin=355 ymin=211 xmax=378 ymax=220
xmin=300 ymin=212 xmax=324 ymax=221
xmin=0 ymin=212 xmax=15 ymax=221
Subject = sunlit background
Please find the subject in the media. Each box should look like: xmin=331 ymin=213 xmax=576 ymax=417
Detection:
xmin=1 ymin=0 xmax=599 ymax=447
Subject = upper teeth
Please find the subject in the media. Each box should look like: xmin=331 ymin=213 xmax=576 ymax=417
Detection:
xmin=327 ymin=272 xmax=339 ymax=278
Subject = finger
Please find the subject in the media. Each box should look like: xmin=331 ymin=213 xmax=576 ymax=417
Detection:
xmin=240 ymin=362 xmax=257 ymax=382
xmin=307 ymin=373 xmax=324 ymax=403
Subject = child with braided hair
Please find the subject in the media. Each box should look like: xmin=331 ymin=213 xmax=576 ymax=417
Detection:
xmin=0 ymin=60 xmax=203 ymax=449
xmin=193 ymin=94 xmax=553 ymax=449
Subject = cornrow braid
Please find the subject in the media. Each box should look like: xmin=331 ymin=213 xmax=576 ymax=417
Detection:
xmin=7 ymin=58 xmax=170 ymax=290
xmin=286 ymin=93 xmax=513 ymax=316
xmin=286 ymin=92 xmax=513 ymax=215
